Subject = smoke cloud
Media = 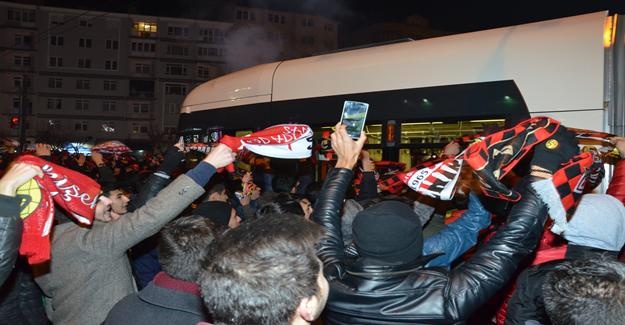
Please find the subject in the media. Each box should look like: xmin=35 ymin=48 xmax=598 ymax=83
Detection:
xmin=223 ymin=25 xmax=284 ymax=72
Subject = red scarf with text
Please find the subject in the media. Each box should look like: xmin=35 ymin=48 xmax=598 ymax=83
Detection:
xmin=15 ymin=155 xmax=100 ymax=264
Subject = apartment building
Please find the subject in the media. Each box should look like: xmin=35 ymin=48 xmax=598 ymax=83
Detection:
xmin=232 ymin=6 xmax=337 ymax=63
xmin=0 ymin=1 xmax=337 ymax=148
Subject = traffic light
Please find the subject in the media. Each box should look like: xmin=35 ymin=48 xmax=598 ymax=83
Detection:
xmin=10 ymin=116 xmax=19 ymax=128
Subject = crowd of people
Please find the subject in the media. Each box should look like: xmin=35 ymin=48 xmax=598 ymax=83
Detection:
xmin=0 ymin=120 xmax=624 ymax=325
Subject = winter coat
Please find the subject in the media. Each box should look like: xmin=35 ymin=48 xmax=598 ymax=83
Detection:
xmin=314 ymin=168 xmax=548 ymax=324
xmin=35 ymin=174 xmax=207 ymax=325
xmin=104 ymin=271 xmax=208 ymax=325
xmin=0 ymin=194 xmax=21 ymax=286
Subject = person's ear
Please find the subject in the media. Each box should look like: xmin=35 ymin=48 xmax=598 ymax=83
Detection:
xmin=296 ymin=295 xmax=319 ymax=322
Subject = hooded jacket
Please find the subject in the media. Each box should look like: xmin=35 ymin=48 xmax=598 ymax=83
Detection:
xmin=313 ymin=168 xmax=548 ymax=324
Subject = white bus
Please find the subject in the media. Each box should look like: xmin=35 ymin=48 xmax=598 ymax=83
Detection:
xmin=179 ymin=11 xmax=624 ymax=165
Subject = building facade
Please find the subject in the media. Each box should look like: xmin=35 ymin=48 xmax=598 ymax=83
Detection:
xmin=0 ymin=1 xmax=337 ymax=148
xmin=340 ymin=15 xmax=448 ymax=48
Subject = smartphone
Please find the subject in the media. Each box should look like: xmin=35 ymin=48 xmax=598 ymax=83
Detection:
xmin=340 ymin=101 xmax=369 ymax=139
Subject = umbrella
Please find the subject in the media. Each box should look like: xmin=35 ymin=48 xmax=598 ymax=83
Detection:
xmin=92 ymin=140 xmax=131 ymax=154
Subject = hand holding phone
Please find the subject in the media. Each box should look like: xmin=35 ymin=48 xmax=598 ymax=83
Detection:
xmin=340 ymin=101 xmax=369 ymax=139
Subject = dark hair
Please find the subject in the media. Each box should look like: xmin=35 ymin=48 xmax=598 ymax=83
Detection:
xmin=199 ymin=214 xmax=324 ymax=325
xmin=271 ymin=173 xmax=297 ymax=193
xmin=206 ymin=180 xmax=227 ymax=197
xmin=100 ymin=181 xmax=124 ymax=197
xmin=255 ymin=193 xmax=307 ymax=218
xmin=543 ymin=257 xmax=625 ymax=325
xmin=304 ymin=181 xmax=322 ymax=205
xmin=158 ymin=216 xmax=218 ymax=282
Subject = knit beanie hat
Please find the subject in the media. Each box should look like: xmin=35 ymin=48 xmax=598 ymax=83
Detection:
xmin=352 ymin=200 xmax=423 ymax=263
xmin=561 ymin=194 xmax=625 ymax=252
xmin=193 ymin=201 xmax=232 ymax=227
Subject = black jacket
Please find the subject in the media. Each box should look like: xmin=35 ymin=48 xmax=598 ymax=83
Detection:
xmin=504 ymin=246 xmax=619 ymax=325
xmin=0 ymin=195 xmax=21 ymax=286
xmin=313 ymin=168 xmax=549 ymax=324
xmin=104 ymin=271 xmax=208 ymax=325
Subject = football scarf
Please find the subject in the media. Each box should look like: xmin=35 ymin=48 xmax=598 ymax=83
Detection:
xmin=374 ymin=161 xmax=407 ymax=194
xmin=221 ymin=124 xmax=313 ymax=159
xmin=401 ymin=117 xmax=560 ymax=200
xmin=570 ymin=127 xmax=621 ymax=164
xmin=14 ymin=155 xmax=100 ymax=264
xmin=464 ymin=116 xmax=561 ymax=201
xmin=399 ymin=117 xmax=616 ymax=235
xmin=400 ymin=158 xmax=462 ymax=200
xmin=219 ymin=124 xmax=313 ymax=172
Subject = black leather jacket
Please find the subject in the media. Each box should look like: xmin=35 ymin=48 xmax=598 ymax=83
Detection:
xmin=0 ymin=195 xmax=21 ymax=286
xmin=313 ymin=168 xmax=548 ymax=324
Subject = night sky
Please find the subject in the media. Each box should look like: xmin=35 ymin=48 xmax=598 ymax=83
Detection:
xmin=26 ymin=0 xmax=625 ymax=32
xmin=12 ymin=0 xmax=625 ymax=34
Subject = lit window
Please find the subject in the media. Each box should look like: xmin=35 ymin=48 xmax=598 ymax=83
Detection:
xmin=134 ymin=22 xmax=158 ymax=33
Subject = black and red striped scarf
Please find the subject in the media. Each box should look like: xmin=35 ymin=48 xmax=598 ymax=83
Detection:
xmin=401 ymin=116 xmax=560 ymax=200
xmin=464 ymin=117 xmax=560 ymax=201
xmin=400 ymin=117 xmax=615 ymax=232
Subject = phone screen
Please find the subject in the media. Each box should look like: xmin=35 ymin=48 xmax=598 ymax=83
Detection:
xmin=340 ymin=101 xmax=369 ymax=139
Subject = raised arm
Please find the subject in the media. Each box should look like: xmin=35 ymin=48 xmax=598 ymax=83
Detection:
xmin=423 ymin=192 xmax=491 ymax=267
xmin=127 ymin=140 xmax=185 ymax=212
xmin=313 ymin=123 xmax=366 ymax=279
xmin=356 ymin=150 xmax=378 ymax=201
xmin=446 ymin=126 xmax=579 ymax=320
xmin=85 ymin=144 xmax=235 ymax=254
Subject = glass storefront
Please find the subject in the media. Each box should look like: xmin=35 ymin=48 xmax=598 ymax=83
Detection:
xmin=318 ymin=119 xmax=505 ymax=170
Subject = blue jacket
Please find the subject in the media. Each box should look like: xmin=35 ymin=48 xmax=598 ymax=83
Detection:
xmin=423 ymin=193 xmax=491 ymax=267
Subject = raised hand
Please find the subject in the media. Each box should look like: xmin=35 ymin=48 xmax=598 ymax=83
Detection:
xmin=361 ymin=150 xmax=375 ymax=172
xmin=331 ymin=122 xmax=367 ymax=169
xmin=174 ymin=136 xmax=185 ymax=152
xmin=91 ymin=150 xmax=105 ymax=166
xmin=203 ymin=144 xmax=236 ymax=169
xmin=35 ymin=143 xmax=52 ymax=157
xmin=608 ymin=137 xmax=625 ymax=159
xmin=0 ymin=163 xmax=44 ymax=197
